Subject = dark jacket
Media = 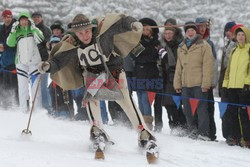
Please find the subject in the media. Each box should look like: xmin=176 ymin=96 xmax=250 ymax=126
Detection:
xmin=0 ymin=19 xmax=17 ymax=68
xmin=133 ymin=35 xmax=160 ymax=91
xmin=36 ymin=21 xmax=51 ymax=61
xmin=36 ymin=21 xmax=51 ymax=42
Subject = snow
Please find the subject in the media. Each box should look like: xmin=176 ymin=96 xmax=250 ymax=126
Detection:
xmin=0 ymin=99 xmax=250 ymax=167
xmin=1 ymin=0 xmax=250 ymax=166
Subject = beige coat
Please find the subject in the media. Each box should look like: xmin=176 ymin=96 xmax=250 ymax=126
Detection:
xmin=174 ymin=38 xmax=214 ymax=89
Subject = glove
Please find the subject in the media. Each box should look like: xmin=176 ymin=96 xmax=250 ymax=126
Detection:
xmin=28 ymin=18 xmax=36 ymax=30
xmin=158 ymin=48 xmax=167 ymax=59
xmin=38 ymin=61 xmax=50 ymax=74
xmin=242 ymin=84 xmax=250 ymax=95
xmin=131 ymin=22 xmax=143 ymax=32
xmin=11 ymin=21 xmax=19 ymax=33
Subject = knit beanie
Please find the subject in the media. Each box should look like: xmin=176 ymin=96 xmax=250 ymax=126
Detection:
xmin=2 ymin=9 xmax=12 ymax=17
xmin=184 ymin=21 xmax=197 ymax=33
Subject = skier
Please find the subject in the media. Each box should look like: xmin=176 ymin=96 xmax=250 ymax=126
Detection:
xmin=38 ymin=13 xmax=159 ymax=163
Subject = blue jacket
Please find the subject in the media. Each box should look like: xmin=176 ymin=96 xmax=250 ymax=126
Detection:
xmin=0 ymin=19 xmax=16 ymax=68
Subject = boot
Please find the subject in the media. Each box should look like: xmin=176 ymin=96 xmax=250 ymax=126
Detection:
xmin=143 ymin=115 xmax=153 ymax=131
xmin=138 ymin=129 xmax=159 ymax=164
xmin=89 ymin=126 xmax=114 ymax=147
xmin=138 ymin=129 xmax=156 ymax=148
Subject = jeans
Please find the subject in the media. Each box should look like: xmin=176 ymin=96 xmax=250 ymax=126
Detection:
xmin=182 ymin=87 xmax=210 ymax=137
xmin=100 ymin=100 xmax=108 ymax=124
xmin=136 ymin=90 xmax=152 ymax=115
xmin=41 ymin=73 xmax=52 ymax=111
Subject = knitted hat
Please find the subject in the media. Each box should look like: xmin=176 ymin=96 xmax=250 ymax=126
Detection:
xmin=235 ymin=27 xmax=244 ymax=36
xmin=139 ymin=17 xmax=159 ymax=35
xmin=224 ymin=21 xmax=236 ymax=32
xmin=164 ymin=18 xmax=177 ymax=25
xmin=164 ymin=18 xmax=176 ymax=32
xmin=184 ymin=21 xmax=197 ymax=33
xmin=50 ymin=20 xmax=64 ymax=33
xmin=195 ymin=17 xmax=208 ymax=24
xmin=2 ymin=9 xmax=12 ymax=17
xmin=32 ymin=12 xmax=42 ymax=18
xmin=70 ymin=14 xmax=96 ymax=32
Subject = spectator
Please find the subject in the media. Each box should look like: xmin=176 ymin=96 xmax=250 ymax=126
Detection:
xmin=219 ymin=21 xmax=236 ymax=98
xmin=7 ymin=11 xmax=44 ymax=112
xmin=48 ymin=35 xmax=74 ymax=118
xmin=222 ymin=27 xmax=250 ymax=147
xmin=195 ymin=17 xmax=217 ymax=141
xmin=32 ymin=11 xmax=52 ymax=113
xmin=134 ymin=17 xmax=161 ymax=130
xmin=219 ymin=21 xmax=238 ymax=140
xmin=50 ymin=20 xmax=64 ymax=38
xmin=174 ymin=21 xmax=214 ymax=141
xmin=155 ymin=18 xmax=187 ymax=133
xmin=0 ymin=9 xmax=19 ymax=108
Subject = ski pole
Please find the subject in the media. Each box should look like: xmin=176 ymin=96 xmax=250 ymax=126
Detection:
xmin=21 ymin=75 xmax=42 ymax=135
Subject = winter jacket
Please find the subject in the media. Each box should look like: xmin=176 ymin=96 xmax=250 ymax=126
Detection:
xmin=36 ymin=21 xmax=51 ymax=61
xmin=7 ymin=11 xmax=44 ymax=65
xmin=218 ymin=40 xmax=236 ymax=95
xmin=174 ymin=36 xmax=214 ymax=89
xmin=195 ymin=19 xmax=218 ymax=88
xmin=133 ymin=35 xmax=160 ymax=91
xmin=0 ymin=19 xmax=17 ymax=68
xmin=35 ymin=21 xmax=51 ymax=42
xmin=223 ymin=43 xmax=250 ymax=89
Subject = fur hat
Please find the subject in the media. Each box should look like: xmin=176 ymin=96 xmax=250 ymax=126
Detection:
xmin=70 ymin=14 xmax=96 ymax=32
xmin=184 ymin=21 xmax=197 ymax=33
xmin=139 ymin=17 xmax=159 ymax=35
xmin=2 ymin=9 xmax=12 ymax=17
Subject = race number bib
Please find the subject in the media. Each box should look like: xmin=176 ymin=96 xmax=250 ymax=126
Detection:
xmin=77 ymin=44 xmax=108 ymax=66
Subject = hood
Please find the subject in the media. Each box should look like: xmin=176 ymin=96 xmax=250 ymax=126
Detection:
xmin=160 ymin=27 xmax=183 ymax=48
xmin=18 ymin=11 xmax=31 ymax=20
xmin=235 ymin=27 xmax=250 ymax=43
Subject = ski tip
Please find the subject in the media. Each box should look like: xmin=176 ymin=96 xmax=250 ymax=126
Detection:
xmin=95 ymin=148 xmax=105 ymax=160
xmin=146 ymin=152 xmax=158 ymax=164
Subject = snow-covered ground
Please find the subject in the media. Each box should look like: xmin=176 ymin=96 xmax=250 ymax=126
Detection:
xmin=0 ymin=99 xmax=250 ymax=167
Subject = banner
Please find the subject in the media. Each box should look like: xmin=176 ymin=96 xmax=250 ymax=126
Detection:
xmin=30 ymin=74 xmax=38 ymax=87
xmin=189 ymin=98 xmax=199 ymax=116
xmin=247 ymin=106 xmax=250 ymax=121
xmin=172 ymin=95 xmax=181 ymax=109
xmin=148 ymin=92 xmax=156 ymax=106
xmin=218 ymin=102 xmax=228 ymax=118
